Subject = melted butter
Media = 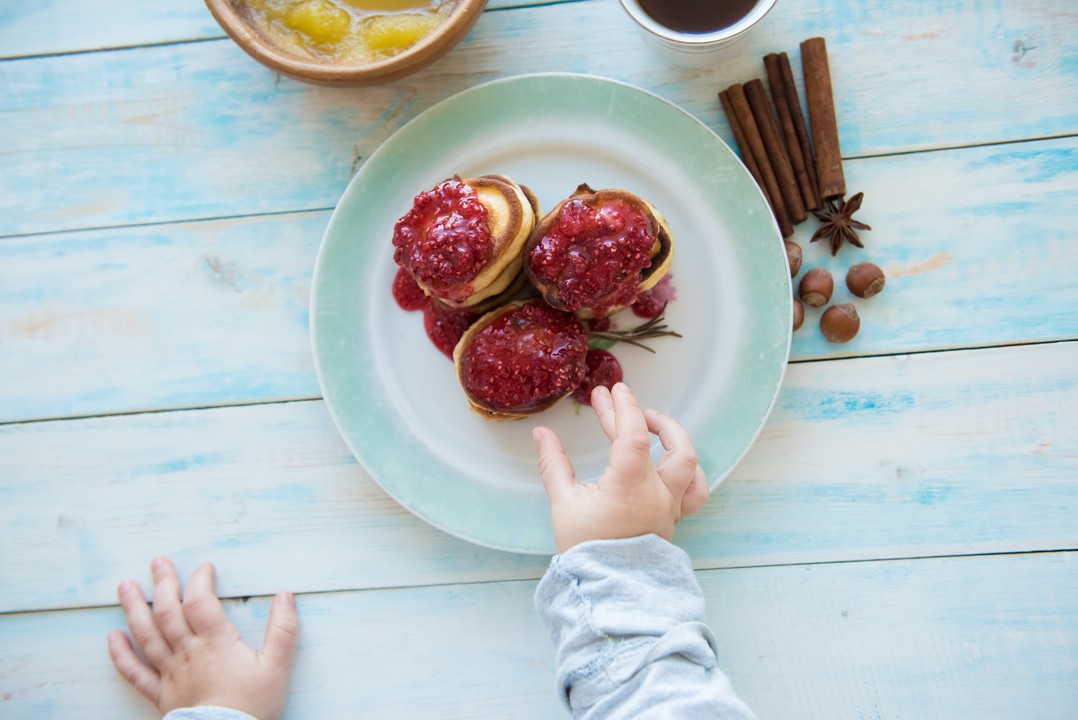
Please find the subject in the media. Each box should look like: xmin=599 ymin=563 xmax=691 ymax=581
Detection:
xmin=240 ymin=0 xmax=452 ymax=63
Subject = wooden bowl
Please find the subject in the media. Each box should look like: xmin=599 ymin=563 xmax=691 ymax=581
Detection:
xmin=205 ymin=0 xmax=488 ymax=86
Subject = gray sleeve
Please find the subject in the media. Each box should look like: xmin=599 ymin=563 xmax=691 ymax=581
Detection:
xmin=163 ymin=708 xmax=258 ymax=720
xmin=534 ymin=534 xmax=756 ymax=719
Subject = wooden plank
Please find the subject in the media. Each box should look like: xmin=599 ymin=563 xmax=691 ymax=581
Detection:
xmin=0 ymin=211 xmax=329 ymax=422
xmin=680 ymin=340 xmax=1078 ymax=566
xmin=2 ymin=138 xmax=1075 ymax=422
xmin=788 ymin=136 xmax=1078 ymax=359
xmin=0 ymin=0 xmax=572 ymax=59
xmin=0 ymin=1 xmax=223 ymax=59
xmin=0 ymin=398 xmax=552 ymax=614
xmin=0 ymin=552 xmax=1074 ymax=718
xmin=1 ymin=341 xmax=1074 ymax=613
xmin=2 ymin=1 xmax=1075 ymax=236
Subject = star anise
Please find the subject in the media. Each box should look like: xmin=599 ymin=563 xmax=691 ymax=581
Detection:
xmin=811 ymin=192 xmax=871 ymax=256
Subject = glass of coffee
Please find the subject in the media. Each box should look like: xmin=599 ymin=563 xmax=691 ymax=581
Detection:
xmin=619 ymin=0 xmax=779 ymax=66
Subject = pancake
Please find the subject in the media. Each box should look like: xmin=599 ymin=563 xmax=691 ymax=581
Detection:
xmin=524 ymin=184 xmax=674 ymax=319
xmin=428 ymin=260 xmax=538 ymax=316
xmin=453 ymin=299 xmax=589 ymax=421
xmin=392 ymin=174 xmax=539 ymax=309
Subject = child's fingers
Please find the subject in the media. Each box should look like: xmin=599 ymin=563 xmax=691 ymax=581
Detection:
xmin=262 ymin=591 xmax=301 ymax=672
xmin=680 ymin=465 xmax=710 ymax=519
xmin=150 ymin=556 xmax=193 ymax=647
xmin=590 ymin=386 xmax=617 ymax=442
xmin=645 ymin=409 xmax=700 ymax=499
xmin=107 ymin=629 xmax=162 ymax=704
xmin=117 ymin=579 xmax=171 ymax=668
xmin=533 ymin=426 xmax=578 ymax=503
xmin=606 ymin=384 xmax=652 ymax=484
xmin=182 ymin=562 xmax=237 ymax=639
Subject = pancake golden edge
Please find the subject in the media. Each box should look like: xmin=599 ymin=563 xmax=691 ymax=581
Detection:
xmin=418 ymin=174 xmax=540 ymax=310
xmin=524 ymin=184 xmax=675 ymax=319
xmin=453 ymin=300 xmax=580 ymax=422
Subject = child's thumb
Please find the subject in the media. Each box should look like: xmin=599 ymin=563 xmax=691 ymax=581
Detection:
xmin=263 ymin=591 xmax=300 ymax=671
xmin=532 ymin=426 xmax=577 ymax=502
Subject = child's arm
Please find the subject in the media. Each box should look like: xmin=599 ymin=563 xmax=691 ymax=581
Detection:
xmin=532 ymin=383 xmax=756 ymax=719
xmin=108 ymin=557 xmax=299 ymax=720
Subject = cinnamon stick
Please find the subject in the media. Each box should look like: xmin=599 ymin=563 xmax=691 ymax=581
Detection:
xmin=801 ymin=37 xmax=844 ymax=200
xmin=744 ymin=79 xmax=807 ymax=224
xmin=776 ymin=51 xmax=820 ymax=206
xmin=764 ymin=53 xmax=819 ymax=211
xmin=718 ymin=89 xmax=773 ymax=211
xmin=723 ymin=83 xmax=793 ymax=238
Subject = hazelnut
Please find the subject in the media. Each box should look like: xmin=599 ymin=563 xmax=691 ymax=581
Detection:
xmin=792 ymin=297 xmax=804 ymax=331
xmin=798 ymin=267 xmax=833 ymax=308
xmin=846 ymin=262 xmax=886 ymax=298
xmin=820 ymin=303 xmax=860 ymax=343
xmin=784 ymin=240 xmax=802 ymax=277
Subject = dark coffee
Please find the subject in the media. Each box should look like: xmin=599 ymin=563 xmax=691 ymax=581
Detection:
xmin=638 ymin=0 xmax=759 ymax=34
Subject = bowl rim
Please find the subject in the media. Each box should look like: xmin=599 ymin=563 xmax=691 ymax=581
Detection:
xmin=618 ymin=0 xmax=778 ymax=45
xmin=205 ymin=0 xmax=488 ymax=84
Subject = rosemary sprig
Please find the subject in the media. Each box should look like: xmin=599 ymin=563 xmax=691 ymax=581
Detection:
xmin=587 ymin=309 xmax=682 ymax=354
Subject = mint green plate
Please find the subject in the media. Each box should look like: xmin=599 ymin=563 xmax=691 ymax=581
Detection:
xmin=311 ymin=74 xmax=790 ymax=554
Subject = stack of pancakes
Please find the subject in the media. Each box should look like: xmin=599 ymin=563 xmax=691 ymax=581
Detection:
xmin=394 ymin=174 xmax=540 ymax=313
xmin=391 ymin=176 xmax=675 ymax=420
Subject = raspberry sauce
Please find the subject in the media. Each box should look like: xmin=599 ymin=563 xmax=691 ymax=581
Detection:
xmin=460 ymin=301 xmax=588 ymax=412
xmin=423 ymin=302 xmax=479 ymax=359
xmin=528 ymin=199 xmax=654 ymax=316
xmin=586 ymin=316 xmax=613 ymax=333
xmin=571 ymin=349 xmax=624 ymax=405
xmin=392 ymin=267 xmax=476 ymax=358
xmin=631 ymin=274 xmax=677 ymax=319
xmin=392 ymin=267 xmax=428 ymax=311
xmin=392 ymin=179 xmax=493 ymax=301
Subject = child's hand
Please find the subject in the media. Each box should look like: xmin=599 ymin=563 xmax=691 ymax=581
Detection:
xmin=533 ymin=382 xmax=710 ymax=554
xmin=107 ymin=557 xmax=299 ymax=720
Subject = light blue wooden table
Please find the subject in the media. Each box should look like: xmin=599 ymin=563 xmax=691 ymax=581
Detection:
xmin=1 ymin=1 xmax=1076 ymax=717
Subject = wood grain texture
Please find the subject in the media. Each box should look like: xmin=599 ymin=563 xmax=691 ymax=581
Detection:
xmin=788 ymin=135 xmax=1078 ymax=358
xmin=0 ymin=0 xmax=223 ymax=59
xmin=2 ymin=138 xmax=1074 ymax=422
xmin=0 ymin=0 xmax=570 ymax=59
xmin=1 ymin=552 xmax=1075 ymax=719
xmin=2 ymin=2 xmax=1073 ymax=718
xmin=0 ymin=398 xmax=551 ymax=614
xmin=2 ymin=341 xmax=1073 ymax=613
xmin=0 ymin=211 xmax=328 ymax=422
xmin=1 ymin=0 xmax=1075 ymax=236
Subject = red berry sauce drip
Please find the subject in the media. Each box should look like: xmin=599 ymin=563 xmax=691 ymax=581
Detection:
xmin=392 ymin=180 xmax=493 ymax=302
xmin=586 ymin=316 xmax=612 ymax=333
xmin=392 ymin=267 xmax=476 ymax=358
xmin=461 ymin=301 xmax=588 ymax=412
xmin=423 ymin=302 xmax=479 ymax=359
xmin=392 ymin=267 xmax=428 ymax=311
xmin=631 ymin=274 xmax=677 ymax=319
xmin=571 ymin=349 xmax=624 ymax=405
xmin=529 ymin=199 xmax=654 ymax=316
